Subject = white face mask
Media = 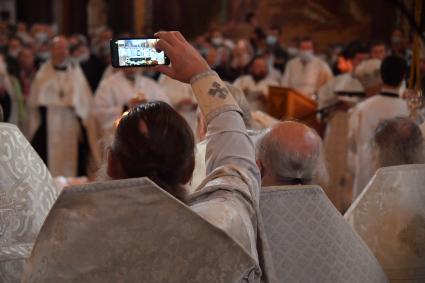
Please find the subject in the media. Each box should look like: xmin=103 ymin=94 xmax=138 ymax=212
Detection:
xmin=266 ymin=35 xmax=277 ymax=46
xmin=37 ymin=51 xmax=51 ymax=61
xmin=78 ymin=52 xmax=90 ymax=63
xmin=287 ymin=47 xmax=298 ymax=57
xmin=8 ymin=49 xmax=20 ymax=58
xmin=299 ymin=50 xmax=314 ymax=62
xmin=241 ymin=53 xmax=251 ymax=66
xmin=35 ymin=32 xmax=49 ymax=43
xmin=211 ymin=37 xmax=224 ymax=47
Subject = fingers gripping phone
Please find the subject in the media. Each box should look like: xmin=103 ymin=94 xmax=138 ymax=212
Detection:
xmin=110 ymin=37 xmax=170 ymax=68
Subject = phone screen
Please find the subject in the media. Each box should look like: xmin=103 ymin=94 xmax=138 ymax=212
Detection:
xmin=110 ymin=38 xmax=169 ymax=67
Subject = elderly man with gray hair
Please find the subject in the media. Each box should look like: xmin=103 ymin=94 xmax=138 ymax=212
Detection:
xmin=256 ymin=121 xmax=328 ymax=186
xmin=372 ymin=117 xmax=425 ymax=169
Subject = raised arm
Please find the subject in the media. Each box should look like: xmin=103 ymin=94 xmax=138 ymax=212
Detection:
xmin=154 ymin=31 xmax=260 ymax=196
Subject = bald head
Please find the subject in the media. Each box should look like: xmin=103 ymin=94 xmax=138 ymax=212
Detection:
xmin=256 ymin=121 xmax=324 ymax=186
xmin=51 ymin=36 xmax=69 ymax=66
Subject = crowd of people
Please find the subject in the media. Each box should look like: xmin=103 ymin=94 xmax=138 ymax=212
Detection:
xmin=0 ymin=16 xmax=424 ymax=190
xmin=1 ymin=11 xmax=425 ymax=282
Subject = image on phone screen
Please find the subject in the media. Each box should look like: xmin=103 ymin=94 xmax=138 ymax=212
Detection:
xmin=111 ymin=38 xmax=168 ymax=67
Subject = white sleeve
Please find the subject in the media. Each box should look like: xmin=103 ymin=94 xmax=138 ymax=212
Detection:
xmin=93 ymin=80 xmax=123 ymax=132
xmin=232 ymin=76 xmax=244 ymax=90
xmin=317 ymin=78 xmax=336 ymax=110
xmin=281 ymin=61 xmax=292 ymax=86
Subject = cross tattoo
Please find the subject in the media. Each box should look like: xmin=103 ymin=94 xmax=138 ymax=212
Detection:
xmin=208 ymin=82 xmax=228 ymax=99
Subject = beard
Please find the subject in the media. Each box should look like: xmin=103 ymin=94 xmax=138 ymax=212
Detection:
xmin=251 ymin=73 xmax=267 ymax=83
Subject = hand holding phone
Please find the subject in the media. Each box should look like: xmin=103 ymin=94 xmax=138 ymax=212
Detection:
xmin=153 ymin=31 xmax=210 ymax=83
xmin=110 ymin=38 xmax=170 ymax=68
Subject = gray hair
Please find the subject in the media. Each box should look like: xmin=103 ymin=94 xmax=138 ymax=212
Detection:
xmin=373 ymin=117 xmax=425 ymax=168
xmin=257 ymin=124 xmax=328 ymax=185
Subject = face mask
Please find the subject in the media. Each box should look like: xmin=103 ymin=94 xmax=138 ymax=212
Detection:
xmin=299 ymin=50 xmax=314 ymax=62
xmin=199 ymin=47 xmax=209 ymax=58
xmin=287 ymin=47 xmax=298 ymax=57
xmin=35 ymin=32 xmax=49 ymax=43
xmin=266 ymin=35 xmax=277 ymax=46
xmin=211 ymin=37 xmax=223 ymax=47
xmin=37 ymin=51 xmax=50 ymax=61
xmin=241 ymin=53 xmax=251 ymax=66
xmin=17 ymin=31 xmax=31 ymax=42
xmin=8 ymin=49 xmax=20 ymax=58
xmin=391 ymin=36 xmax=401 ymax=45
xmin=78 ymin=52 xmax=90 ymax=63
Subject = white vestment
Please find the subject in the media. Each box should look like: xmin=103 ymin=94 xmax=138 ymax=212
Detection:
xmin=0 ymin=123 xmax=60 ymax=283
xmin=100 ymin=64 xmax=115 ymax=80
xmin=318 ymin=73 xmax=363 ymax=211
xmin=251 ymin=110 xmax=279 ymax=129
xmin=281 ymin=56 xmax=333 ymax=100
xmin=93 ymin=71 xmax=170 ymax=135
xmin=233 ymin=75 xmax=279 ymax=97
xmin=158 ymin=74 xmax=197 ymax=133
xmin=268 ymin=67 xmax=282 ymax=82
xmin=345 ymin=164 xmax=425 ymax=282
xmin=348 ymin=91 xmax=409 ymax=200
xmin=233 ymin=75 xmax=279 ymax=111
xmin=27 ymin=61 xmax=93 ymax=177
xmin=261 ymin=185 xmax=388 ymax=282
xmin=157 ymin=74 xmax=196 ymax=106
xmin=318 ymin=72 xmax=363 ymax=109
xmin=420 ymin=122 xmax=425 ymax=137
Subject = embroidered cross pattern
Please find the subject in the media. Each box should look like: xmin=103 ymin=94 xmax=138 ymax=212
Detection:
xmin=208 ymin=82 xmax=228 ymax=99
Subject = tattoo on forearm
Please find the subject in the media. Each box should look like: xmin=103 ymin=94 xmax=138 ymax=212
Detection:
xmin=208 ymin=82 xmax=228 ymax=99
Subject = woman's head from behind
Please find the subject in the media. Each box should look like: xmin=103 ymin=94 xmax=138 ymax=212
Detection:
xmin=107 ymin=101 xmax=195 ymax=201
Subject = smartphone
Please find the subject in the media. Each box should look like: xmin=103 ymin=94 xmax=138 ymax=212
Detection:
xmin=110 ymin=37 xmax=170 ymax=68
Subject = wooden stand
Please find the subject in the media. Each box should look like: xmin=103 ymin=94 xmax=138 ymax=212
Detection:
xmin=267 ymin=86 xmax=323 ymax=134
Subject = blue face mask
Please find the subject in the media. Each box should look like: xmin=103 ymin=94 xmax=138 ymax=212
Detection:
xmin=266 ymin=35 xmax=277 ymax=46
xmin=199 ymin=47 xmax=209 ymax=58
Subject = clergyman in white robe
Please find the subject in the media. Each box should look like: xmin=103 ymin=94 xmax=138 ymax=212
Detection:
xmin=27 ymin=61 xmax=93 ymax=177
xmin=348 ymin=87 xmax=409 ymax=200
xmin=93 ymin=70 xmax=170 ymax=136
xmin=281 ymin=55 xmax=333 ymax=100
xmin=318 ymin=73 xmax=363 ymax=210
xmin=233 ymin=74 xmax=278 ymax=111
xmin=157 ymin=74 xmax=197 ymax=133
